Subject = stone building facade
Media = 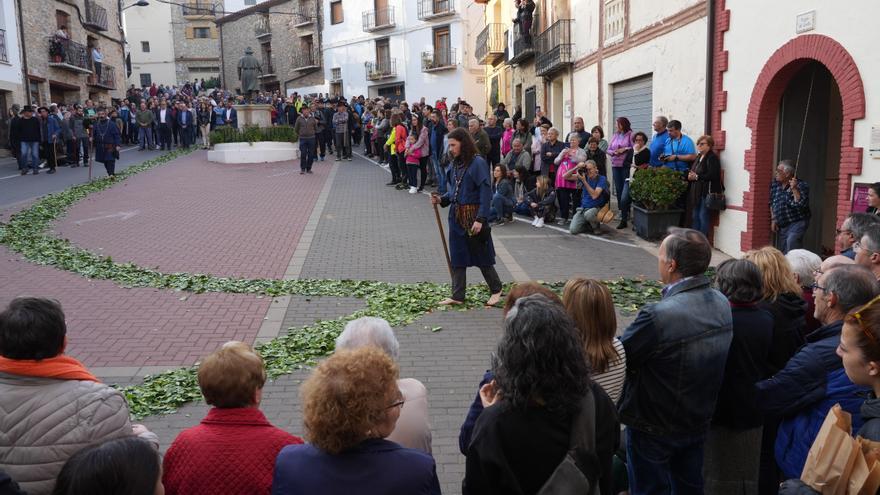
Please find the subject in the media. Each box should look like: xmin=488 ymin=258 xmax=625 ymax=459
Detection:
xmin=21 ymin=0 xmax=125 ymax=106
xmin=171 ymin=1 xmax=224 ymax=86
xmin=217 ymin=0 xmax=324 ymax=96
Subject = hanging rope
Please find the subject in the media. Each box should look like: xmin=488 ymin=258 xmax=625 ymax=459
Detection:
xmin=794 ymin=66 xmax=817 ymax=175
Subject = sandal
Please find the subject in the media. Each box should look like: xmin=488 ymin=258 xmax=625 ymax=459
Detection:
xmin=485 ymin=292 xmax=502 ymax=307
xmin=438 ymin=298 xmax=464 ymax=306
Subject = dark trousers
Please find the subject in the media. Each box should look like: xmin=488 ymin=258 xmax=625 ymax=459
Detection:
xmin=299 ymin=137 xmax=315 ymax=172
xmin=612 ymin=166 xmax=629 ymax=202
xmin=65 ymin=139 xmax=76 ymax=164
xmin=43 ymin=141 xmax=57 ymax=170
xmin=322 ymin=129 xmax=334 ymax=155
xmin=626 ymin=427 xmax=707 ymax=495
xmin=158 ymin=123 xmax=172 ymax=149
xmin=334 ymin=132 xmax=350 ymax=159
xmin=406 ymin=161 xmax=420 ymax=187
xmin=75 ymin=137 xmax=90 ymax=164
xmin=452 ymin=265 xmax=502 ymax=302
xmin=102 ymin=159 xmax=116 ymax=176
xmin=316 ymin=129 xmax=327 ymax=157
xmin=179 ymin=125 xmax=192 ymax=148
xmin=389 ymin=154 xmax=403 ymax=183
xmin=172 ymin=123 xmax=179 ymax=146
xmin=557 ymin=187 xmax=577 ymax=220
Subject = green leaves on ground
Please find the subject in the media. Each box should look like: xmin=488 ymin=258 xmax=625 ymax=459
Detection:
xmin=0 ymin=147 xmax=663 ymax=419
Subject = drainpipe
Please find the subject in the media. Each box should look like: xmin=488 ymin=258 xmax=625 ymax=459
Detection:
xmin=16 ymin=0 xmax=29 ymax=99
xmin=218 ymin=22 xmax=225 ymax=89
xmin=703 ymin=0 xmax=715 ymax=135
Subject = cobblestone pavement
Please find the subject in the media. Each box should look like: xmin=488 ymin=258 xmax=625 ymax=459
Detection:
xmin=2 ymin=151 xmax=660 ymax=494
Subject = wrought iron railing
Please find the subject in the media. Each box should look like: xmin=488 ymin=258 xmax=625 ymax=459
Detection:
xmin=182 ymin=2 xmax=213 ymax=16
xmin=292 ymin=46 xmax=321 ymax=70
xmin=362 ymin=7 xmax=395 ymax=31
xmin=83 ymin=0 xmax=108 ymax=31
xmin=260 ymin=59 xmax=275 ymax=75
xmin=475 ymin=23 xmax=505 ymax=65
xmin=294 ymin=1 xmax=316 ymax=25
xmin=365 ymin=58 xmax=396 ymax=81
xmin=535 ymin=19 xmax=573 ymax=77
xmin=0 ymin=30 xmax=8 ymax=64
xmin=417 ymin=0 xmax=455 ymax=19
xmin=421 ymin=48 xmax=456 ymax=71
xmin=509 ymin=12 xmax=538 ymax=64
xmin=48 ymin=37 xmax=91 ymax=72
xmin=87 ymin=64 xmax=116 ymax=89
xmin=255 ymin=17 xmax=270 ymax=37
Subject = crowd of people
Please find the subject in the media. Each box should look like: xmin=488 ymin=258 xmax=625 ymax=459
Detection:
xmin=3 ymin=216 xmax=880 ymax=493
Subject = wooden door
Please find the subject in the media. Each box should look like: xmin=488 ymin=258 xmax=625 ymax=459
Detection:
xmin=433 ymin=27 xmax=450 ymax=65
xmin=376 ymin=39 xmax=390 ymax=71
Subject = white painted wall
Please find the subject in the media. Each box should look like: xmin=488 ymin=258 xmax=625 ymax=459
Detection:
xmin=629 ymin=0 xmax=703 ymax=32
xmin=0 ymin=0 xmax=23 ymax=90
xmin=312 ymin=0 xmax=484 ymax=114
xmin=124 ymin=2 xmax=176 ymax=87
xmin=716 ymin=0 xmax=880 ymax=256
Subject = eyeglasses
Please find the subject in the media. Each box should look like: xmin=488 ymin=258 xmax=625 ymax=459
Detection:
xmin=836 ymin=228 xmax=852 ymax=235
xmin=810 ymin=282 xmax=826 ymax=292
xmin=854 ymin=241 xmax=876 ymax=255
xmin=386 ymin=390 xmax=405 ymax=410
xmin=852 ymin=294 xmax=880 ymax=346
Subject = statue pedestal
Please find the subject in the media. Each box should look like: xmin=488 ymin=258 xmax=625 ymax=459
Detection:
xmin=234 ymin=104 xmax=273 ymax=128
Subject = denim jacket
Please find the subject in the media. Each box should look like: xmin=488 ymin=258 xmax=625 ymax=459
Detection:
xmin=619 ymin=275 xmax=733 ymax=436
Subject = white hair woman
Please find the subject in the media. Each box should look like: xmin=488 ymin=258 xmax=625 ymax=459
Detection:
xmin=335 ymin=317 xmax=432 ymax=453
xmin=785 ymin=248 xmax=823 ymax=334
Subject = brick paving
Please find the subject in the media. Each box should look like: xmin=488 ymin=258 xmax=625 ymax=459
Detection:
xmin=280 ymin=295 xmax=364 ymax=332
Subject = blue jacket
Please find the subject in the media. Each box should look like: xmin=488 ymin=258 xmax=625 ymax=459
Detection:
xmin=271 ymin=439 xmax=441 ymax=495
xmin=430 ymin=121 xmax=447 ymax=160
xmin=47 ymin=115 xmax=62 ymax=141
xmin=619 ymin=275 xmax=733 ymax=436
xmin=756 ymin=320 xmax=868 ymax=478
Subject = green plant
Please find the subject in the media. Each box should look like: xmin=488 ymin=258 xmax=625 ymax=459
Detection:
xmin=629 ymin=167 xmax=689 ymax=210
xmin=208 ymin=125 xmax=297 ymax=146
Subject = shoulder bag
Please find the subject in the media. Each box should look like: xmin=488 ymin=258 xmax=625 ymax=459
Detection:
xmin=537 ymin=389 xmax=599 ymax=495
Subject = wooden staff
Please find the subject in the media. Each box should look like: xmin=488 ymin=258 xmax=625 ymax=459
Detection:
xmin=432 ymin=200 xmax=452 ymax=278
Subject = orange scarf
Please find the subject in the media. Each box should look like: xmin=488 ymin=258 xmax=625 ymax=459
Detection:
xmin=0 ymin=355 xmax=100 ymax=382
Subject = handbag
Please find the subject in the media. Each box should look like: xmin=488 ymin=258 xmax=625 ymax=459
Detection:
xmin=537 ymin=389 xmax=599 ymax=495
xmin=706 ymin=191 xmax=726 ymax=211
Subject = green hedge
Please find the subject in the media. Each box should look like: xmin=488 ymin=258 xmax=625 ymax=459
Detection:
xmin=630 ymin=166 xmax=689 ymax=211
xmin=210 ymin=125 xmax=298 ymax=145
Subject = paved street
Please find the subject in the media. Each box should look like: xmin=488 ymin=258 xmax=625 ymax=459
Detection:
xmin=0 ymin=150 xmax=660 ymax=493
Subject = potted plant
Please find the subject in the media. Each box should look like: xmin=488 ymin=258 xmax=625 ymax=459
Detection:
xmin=629 ymin=166 xmax=688 ymax=240
xmin=49 ymin=39 xmax=64 ymax=63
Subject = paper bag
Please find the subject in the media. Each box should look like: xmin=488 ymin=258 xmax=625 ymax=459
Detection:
xmin=802 ymin=405 xmax=860 ymax=495
xmin=848 ymin=437 xmax=880 ymax=495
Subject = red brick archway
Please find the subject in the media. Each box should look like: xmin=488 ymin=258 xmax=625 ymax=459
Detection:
xmin=740 ymin=34 xmax=865 ymax=251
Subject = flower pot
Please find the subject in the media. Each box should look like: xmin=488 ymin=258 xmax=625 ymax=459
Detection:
xmin=632 ymin=204 xmax=684 ymax=240
xmin=53 ymin=55 xmax=62 ymax=63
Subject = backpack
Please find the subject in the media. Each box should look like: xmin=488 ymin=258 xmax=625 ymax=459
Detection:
xmin=537 ymin=389 xmax=599 ymax=495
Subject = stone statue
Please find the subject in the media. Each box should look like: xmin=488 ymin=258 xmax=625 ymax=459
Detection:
xmin=237 ymin=47 xmax=262 ymax=101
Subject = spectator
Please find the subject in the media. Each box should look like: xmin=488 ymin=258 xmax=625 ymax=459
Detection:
xmin=500 ymin=138 xmax=531 ymax=172
xmin=562 ymin=277 xmax=627 ymax=403
xmin=512 ymin=164 xmax=534 ymax=216
xmin=54 ymin=438 xmax=161 ymax=495
xmin=332 ymin=101 xmax=351 ymax=161
xmin=866 ymin=182 xmax=880 ymax=215
xmin=13 ymin=106 xmax=40 ymax=175
xmin=162 ymin=342 xmax=301 ymax=495
xmin=484 ymin=115 xmax=503 ymax=166
xmin=196 ymin=100 xmax=212 ymax=149
xmin=0 ymin=468 xmax=24 ymax=495
xmin=60 ymin=111 xmax=74 ymax=166
xmin=512 ymin=118 xmax=532 ymax=156
xmin=770 ymin=159 xmax=810 ymax=254
xmin=585 ymin=136 xmax=608 ymax=178
xmin=293 ymin=106 xmax=318 ymax=175
xmin=527 ymin=175 xmax=556 ymax=228
xmin=786 ymin=249 xmax=823 ymax=335
xmin=404 ymin=133 xmax=422 ymax=194
xmin=490 ymin=164 xmax=515 ymax=225
xmin=568 ymin=160 xmax=609 ymax=235
xmin=463 ymin=295 xmax=619 ymax=495
xmin=616 ymin=131 xmax=651 ymax=230
xmin=494 ymin=102 xmax=510 ymax=121
xmin=855 ymin=225 xmax=880 ymax=280
xmin=744 ymin=246 xmax=806 ymax=373
xmin=0 ymin=298 xmax=156 ymax=494
xmin=838 ymin=213 xmax=880 ymax=259
xmin=91 ymin=45 xmax=103 ymax=79
xmin=705 ymin=259 xmax=773 ymax=494
xmin=539 ymin=127 xmax=564 ymax=180
xmin=649 ymin=115 xmax=669 ymax=167
xmin=468 ymin=118 xmax=490 ymax=158
xmin=659 ymin=119 xmax=696 ymax=174
xmin=429 ymin=110 xmax=448 ymax=193
xmin=272 ymin=348 xmax=441 ymax=494
xmin=93 ymin=108 xmax=121 ymax=177
xmin=687 ymin=134 xmax=723 ymax=237
xmin=411 ymin=114 xmax=430 ymax=192
xmin=156 ymin=101 xmax=172 ymax=150
xmin=136 ymin=102 xmax=154 ymax=151
xmin=39 ymin=106 xmax=60 ymax=174
xmin=554 ymin=133 xmax=586 ymax=226
xmin=607 ymin=117 xmax=633 ymax=203
xmin=334 ymin=317 xmax=432 ymax=453
xmin=500 ymin=118 xmax=514 ymax=158
xmin=565 ymin=116 xmax=589 ymax=149
xmin=591 ymin=125 xmax=608 ymax=152
xmin=756 ymin=264 xmax=878 ymax=479
xmin=619 ymin=228 xmax=732 ymax=495
xmin=222 ymin=99 xmax=238 ymax=129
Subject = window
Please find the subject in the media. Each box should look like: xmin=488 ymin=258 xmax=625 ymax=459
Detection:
xmin=193 ymin=27 xmax=211 ymax=38
xmin=190 ymin=66 xmax=220 ymax=73
xmin=331 ymin=67 xmax=341 ymax=81
xmin=139 ymin=73 xmax=152 ymax=87
xmin=331 ymin=1 xmax=343 ymax=24
xmin=56 ymin=10 xmax=69 ymax=30
xmin=141 ymin=41 xmax=150 ymax=52
xmin=330 ymin=82 xmax=342 ymax=96
xmin=604 ymin=0 xmax=625 ymax=44
xmin=244 ymin=0 xmax=256 ymax=5
xmin=28 ymin=79 xmax=41 ymax=105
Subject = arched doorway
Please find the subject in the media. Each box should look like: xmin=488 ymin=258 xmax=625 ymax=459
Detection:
xmin=739 ymin=35 xmax=866 ymax=253
xmin=775 ymin=62 xmax=841 ymax=255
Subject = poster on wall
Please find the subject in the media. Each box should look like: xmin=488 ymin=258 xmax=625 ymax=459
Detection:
xmin=852 ymin=182 xmax=872 ymax=214
xmin=871 ymin=125 xmax=880 ymax=158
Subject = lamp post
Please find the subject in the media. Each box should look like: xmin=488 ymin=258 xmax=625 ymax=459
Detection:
xmin=122 ymin=0 xmax=150 ymax=11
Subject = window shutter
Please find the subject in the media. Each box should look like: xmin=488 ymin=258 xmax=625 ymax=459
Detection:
xmin=186 ymin=26 xmax=194 ymax=39
xmin=210 ymin=27 xmax=218 ymax=38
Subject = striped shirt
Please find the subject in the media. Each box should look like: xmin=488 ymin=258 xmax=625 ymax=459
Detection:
xmin=593 ymin=337 xmax=626 ymax=404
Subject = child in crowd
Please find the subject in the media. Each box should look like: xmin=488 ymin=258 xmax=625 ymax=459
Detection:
xmin=404 ymin=134 xmax=422 ymax=194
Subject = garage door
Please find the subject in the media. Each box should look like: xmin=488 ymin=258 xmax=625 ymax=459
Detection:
xmin=612 ymin=75 xmax=653 ymax=136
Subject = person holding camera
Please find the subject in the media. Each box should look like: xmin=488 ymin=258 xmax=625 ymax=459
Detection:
xmin=569 ymin=161 xmax=608 ymax=235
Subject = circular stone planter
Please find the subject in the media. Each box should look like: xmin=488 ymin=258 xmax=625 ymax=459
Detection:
xmin=207 ymin=141 xmax=300 ymax=164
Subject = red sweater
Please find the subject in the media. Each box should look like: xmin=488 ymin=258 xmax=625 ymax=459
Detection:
xmin=162 ymin=407 xmax=302 ymax=495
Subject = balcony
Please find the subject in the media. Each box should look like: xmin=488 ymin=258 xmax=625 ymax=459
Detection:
xmin=508 ymin=15 xmax=537 ymax=64
xmin=182 ymin=2 xmax=213 ymax=17
xmin=292 ymin=46 xmax=321 ymax=71
xmin=417 ymin=0 xmax=455 ymax=20
xmin=535 ymin=19 xmax=573 ymax=78
xmin=475 ymin=23 xmax=505 ymax=65
xmin=293 ymin=2 xmax=316 ymax=27
xmin=0 ymin=30 xmax=8 ymax=64
xmin=87 ymin=64 xmax=116 ymax=89
xmin=365 ymin=59 xmax=396 ymax=81
xmin=48 ymin=37 xmax=92 ymax=74
xmin=362 ymin=7 xmax=395 ymax=32
xmin=83 ymin=0 xmax=108 ymax=31
xmin=421 ymin=48 xmax=456 ymax=72
xmin=255 ymin=18 xmax=270 ymax=38
xmin=258 ymin=59 xmax=276 ymax=78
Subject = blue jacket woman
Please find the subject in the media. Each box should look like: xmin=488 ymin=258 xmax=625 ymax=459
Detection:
xmin=93 ymin=111 xmax=121 ymax=177
xmin=432 ymin=128 xmax=503 ymax=305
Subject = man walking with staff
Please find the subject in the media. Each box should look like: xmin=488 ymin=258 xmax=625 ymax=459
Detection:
xmin=429 ymin=128 xmax=503 ymax=307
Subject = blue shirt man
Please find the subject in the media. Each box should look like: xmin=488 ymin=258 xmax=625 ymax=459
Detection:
xmin=770 ymin=159 xmax=810 ymax=253
xmin=660 ymin=120 xmax=696 ymax=173
xmin=649 ymin=116 xmax=669 ymax=167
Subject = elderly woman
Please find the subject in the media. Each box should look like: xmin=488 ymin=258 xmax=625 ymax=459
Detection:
xmin=500 ymin=117 xmax=515 ymax=156
xmin=500 ymin=138 xmax=532 ymax=172
xmin=162 ymin=342 xmax=301 ymax=495
xmin=484 ymin=114 xmax=503 ymax=166
xmin=334 ymin=317 xmax=431 ymax=454
xmin=704 ymin=259 xmax=774 ymax=495
xmin=786 ymin=248 xmax=823 ymax=335
xmin=687 ymin=135 xmax=723 ymax=236
xmin=463 ymin=295 xmax=619 ymax=494
xmin=272 ymin=347 xmax=441 ymax=494
xmin=554 ymin=133 xmax=587 ymax=225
